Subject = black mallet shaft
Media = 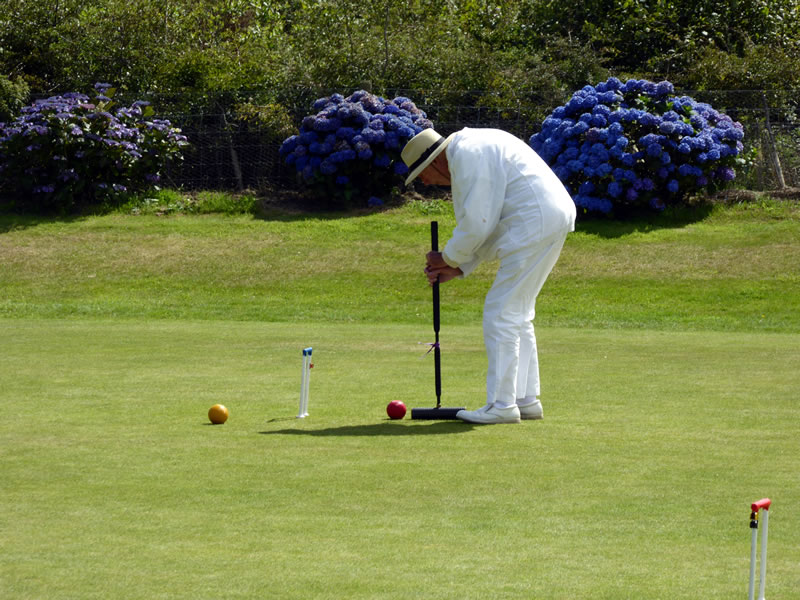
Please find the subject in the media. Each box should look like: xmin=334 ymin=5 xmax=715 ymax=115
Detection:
xmin=411 ymin=221 xmax=465 ymax=420
xmin=432 ymin=221 xmax=442 ymax=407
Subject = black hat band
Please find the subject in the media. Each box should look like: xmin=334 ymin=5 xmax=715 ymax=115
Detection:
xmin=409 ymin=137 xmax=444 ymax=173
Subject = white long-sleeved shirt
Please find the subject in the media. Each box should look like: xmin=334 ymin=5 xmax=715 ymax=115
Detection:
xmin=442 ymin=128 xmax=576 ymax=277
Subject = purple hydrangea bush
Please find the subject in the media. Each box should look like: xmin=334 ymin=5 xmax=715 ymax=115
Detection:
xmin=530 ymin=78 xmax=744 ymax=215
xmin=0 ymin=83 xmax=188 ymax=213
xmin=280 ymin=90 xmax=433 ymax=207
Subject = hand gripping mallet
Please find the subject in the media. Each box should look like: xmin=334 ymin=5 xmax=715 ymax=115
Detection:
xmin=411 ymin=221 xmax=465 ymax=420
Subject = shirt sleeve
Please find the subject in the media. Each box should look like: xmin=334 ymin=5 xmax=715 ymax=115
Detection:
xmin=442 ymin=141 xmax=506 ymax=273
xmin=453 ymin=257 xmax=480 ymax=278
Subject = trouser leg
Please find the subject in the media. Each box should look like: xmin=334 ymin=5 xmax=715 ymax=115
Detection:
xmin=483 ymin=306 xmax=520 ymax=408
xmin=483 ymin=231 xmax=568 ymax=408
xmin=517 ymin=320 xmax=539 ymax=400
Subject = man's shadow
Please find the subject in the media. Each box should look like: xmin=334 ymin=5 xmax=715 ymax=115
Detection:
xmin=259 ymin=421 xmax=475 ymax=437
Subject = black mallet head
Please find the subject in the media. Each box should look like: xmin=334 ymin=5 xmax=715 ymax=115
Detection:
xmin=411 ymin=406 xmax=464 ymax=420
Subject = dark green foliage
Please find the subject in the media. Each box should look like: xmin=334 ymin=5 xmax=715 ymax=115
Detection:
xmin=0 ymin=1 xmax=798 ymax=214
xmin=2 ymin=1 xmax=799 ymax=116
xmin=519 ymin=0 xmax=800 ymax=79
xmin=0 ymin=75 xmax=29 ymax=122
xmin=682 ymin=43 xmax=800 ymax=91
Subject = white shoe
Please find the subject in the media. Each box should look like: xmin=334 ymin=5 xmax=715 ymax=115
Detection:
xmin=518 ymin=399 xmax=543 ymax=420
xmin=457 ymin=403 xmax=521 ymax=424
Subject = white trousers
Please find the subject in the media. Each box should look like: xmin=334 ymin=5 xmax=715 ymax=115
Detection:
xmin=482 ymin=230 xmax=569 ymax=407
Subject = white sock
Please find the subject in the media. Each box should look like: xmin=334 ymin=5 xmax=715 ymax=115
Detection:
xmin=516 ymin=396 xmax=540 ymax=408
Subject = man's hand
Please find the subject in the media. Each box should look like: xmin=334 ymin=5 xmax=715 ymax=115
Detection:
xmin=425 ymin=251 xmax=462 ymax=285
xmin=426 ymin=251 xmax=448 ymax=269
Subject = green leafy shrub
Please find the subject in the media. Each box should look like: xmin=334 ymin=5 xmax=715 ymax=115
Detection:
xmin=0 ymin=74 xmax=29 ymax=122
xmin=235 ymin=101 xmax=296 ymax=140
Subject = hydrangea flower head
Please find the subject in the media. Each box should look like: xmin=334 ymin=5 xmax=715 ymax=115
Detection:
xmin=529 ymin=78 xmax=743 ymax=215
xmin=0 ymin=83 xmax=187 ymax=213
xmin=281 ymin=90 xmax=432 ymax=208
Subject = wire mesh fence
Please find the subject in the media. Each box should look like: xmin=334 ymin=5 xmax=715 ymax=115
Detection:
xmin=157 ymin=88 xmax=800 ymax=193
xmin=164 ymin=113 xmax=288 ymax=191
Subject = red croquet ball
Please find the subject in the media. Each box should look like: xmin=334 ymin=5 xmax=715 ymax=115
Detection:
xmin=386 ymin=400 xmax=407 ymax=420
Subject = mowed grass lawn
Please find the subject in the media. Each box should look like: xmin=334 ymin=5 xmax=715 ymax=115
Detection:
xmin=1 ymin=197 xmax=799 ymax=599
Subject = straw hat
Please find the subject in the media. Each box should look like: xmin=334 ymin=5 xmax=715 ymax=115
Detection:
xmin=401 ymin=129 xmax=454 ymax=186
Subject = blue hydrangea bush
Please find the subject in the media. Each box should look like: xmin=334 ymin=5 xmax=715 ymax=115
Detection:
xmin=530 ymin=78 xmax=744 ymax=215
xmin=0 ymin=83 xmax=188 ymax=213
xmin=280 ymin=91 xmax=433 ymax=208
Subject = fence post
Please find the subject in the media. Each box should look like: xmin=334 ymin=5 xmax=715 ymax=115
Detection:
xmin=219 ymin=107 xmax=244 ymax=191
xmin=762 ymin=93 xmax=786 ymax=189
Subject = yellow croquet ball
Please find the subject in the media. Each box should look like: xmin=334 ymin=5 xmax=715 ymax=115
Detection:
xmin=208 ymin=404 xmax=229 ymax=425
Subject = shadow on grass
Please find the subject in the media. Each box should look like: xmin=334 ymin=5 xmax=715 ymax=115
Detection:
xmin=0 ymin=195 xmax=389 ymax=229
xmin=2 ymin=191 xmax=720 ymax=232
xmin=0 ymin=213 xmax=87 ymax=233
xmin=260 ymin=421 xmax=475 ymax=436
xmin=576 ymin=201 xmax=715 ymax=238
